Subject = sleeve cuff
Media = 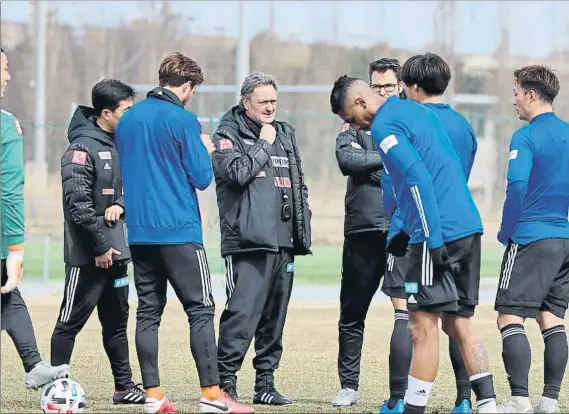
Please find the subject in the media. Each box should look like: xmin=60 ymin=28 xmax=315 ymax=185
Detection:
xmin=6 ymin=236 xmax=25 ymax=249
xmin=93 ymin=240 xmax=112 ymax=257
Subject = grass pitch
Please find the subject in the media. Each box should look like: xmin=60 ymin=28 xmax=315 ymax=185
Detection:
xmin=24 ymin=240 xmax=507 ymax=284
xmin=2 ymin=296 xmax=568 ymax=413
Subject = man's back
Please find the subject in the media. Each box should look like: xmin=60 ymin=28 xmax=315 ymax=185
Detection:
xmin=115 ymin=92 xmax=213 ymax=245
xmin=505 ymin=112 xmax=569 ymax=244
xmin=424 ymin=103 xmax=477 ymax=180
xmin=373 ymin=96 xmax=482 ymax=245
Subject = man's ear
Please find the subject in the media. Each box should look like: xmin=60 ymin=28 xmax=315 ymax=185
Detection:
xmin=528 ymin=89 xmax=538 ymax=104
xmin=355 ymin=96 xmax=366 ymax=109
xmin=101 ymin=109 xmax=111 ymax=121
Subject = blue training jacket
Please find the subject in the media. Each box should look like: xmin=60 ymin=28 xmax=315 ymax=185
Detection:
xmin=498 ymin=112 xmax=569 ymax=245
xmin=115 ymin=88 xmax=213 ymax=245
xmin=375 ymin=96 xmax=482 ymax=249
xmin=424 ymin=103 xmax=478 ymax=181
xmin=384 ymin=101 xmax=480 ymax=243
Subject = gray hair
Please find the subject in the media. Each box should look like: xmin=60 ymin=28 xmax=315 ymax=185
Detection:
xmin=239 ymin=71 xmax=278 ymax=105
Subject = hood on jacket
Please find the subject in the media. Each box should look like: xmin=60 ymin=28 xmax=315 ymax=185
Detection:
xmin=147 ymin=87 xmax=185 ymax=108
xmin=67 ymin=105 xmax=114 ymax=145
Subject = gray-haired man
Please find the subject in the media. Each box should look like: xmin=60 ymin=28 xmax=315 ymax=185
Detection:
xmin=212 ymin=71 xmax=312 ymax=407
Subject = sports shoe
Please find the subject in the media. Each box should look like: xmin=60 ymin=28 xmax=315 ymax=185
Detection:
xmin=377 ymin=399 xmax=404 ymax=413
xmin=144 ymin=396 xmax=178 ymax=413
xmin=199 ymin=392 xmax=255 ymax=413
xmin=252 ymin=378 xmax=291 ymax=405
xmin=451 ymin=399 xmax=473 ymax=413
xmin=113 ymin=384 xmax=146 ymax=404
xmin=497 ymin=396 xmax=534 ymax=413
xmin=220 ymin=377 xmax=239 ymax=402
xmin=25 ymin=361 xmax=70 ymax=390
xmin=533 ymin=396 xmax=560 ymax=413
xmin=331 ymin=388 xmax=358 ymax=406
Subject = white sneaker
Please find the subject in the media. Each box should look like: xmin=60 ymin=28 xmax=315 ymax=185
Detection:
xmin=498 ymin=396 xmax=534 ymax=413
xmin=533 ymin=397 xmax=559 ymax=413
xmin=25 ymin=361 xmax=70 ymax=390
xmin=331 ymin=388 xmax=358 ymax=406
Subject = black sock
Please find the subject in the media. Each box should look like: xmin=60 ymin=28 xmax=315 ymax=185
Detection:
xmin=449 ymin=338 xmax=471 ymax=406
xmin=542 ymin=325 xmax=568 ymax=400
xmin=403 ymin=403 xmax=426 ymax=413
xmin=501 ymin=323 xmax=531 ymax=397
xmin=388 ymin=310 xmax=412 ymax=408
xmin=470 ymin=373 xmax=496 ymax=402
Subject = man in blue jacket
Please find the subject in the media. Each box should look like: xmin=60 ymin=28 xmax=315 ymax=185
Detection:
xmin=329 ymin=76 xmax=497 ymax=414
xmin=401 ymin=52 xmax=478 ymax=414
xmin=115 ymin=51 xmax=254 ymax=414
xmin=494 ymin=65 xmax=569 ymax=414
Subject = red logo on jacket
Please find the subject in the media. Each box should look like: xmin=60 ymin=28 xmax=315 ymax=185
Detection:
xmin=71 ymin=150 xmax=88 ymax=165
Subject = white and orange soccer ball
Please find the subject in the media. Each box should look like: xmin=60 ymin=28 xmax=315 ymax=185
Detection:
xmin=40 ymin=378 xmax=87 ymax=413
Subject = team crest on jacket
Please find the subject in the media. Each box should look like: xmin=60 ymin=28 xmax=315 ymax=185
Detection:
xmin=341 ymin=122 xmax=350 ymax=132
xmin=71 ymin=150 xmax=87 ymax=165
xmin=218 ymin=138 xmax=233 ymax=150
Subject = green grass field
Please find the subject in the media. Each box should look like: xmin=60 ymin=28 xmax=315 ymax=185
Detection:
xmin=1 ymin=299 xmax=568 ymax=413
xmin=23 ymin=237 xmax=506 ymax=284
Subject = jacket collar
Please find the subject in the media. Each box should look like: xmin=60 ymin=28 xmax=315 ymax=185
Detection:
xmin=147 ymin=87 xmax=185 ymax=108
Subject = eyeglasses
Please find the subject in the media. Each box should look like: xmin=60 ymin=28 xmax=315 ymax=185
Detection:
xmin=370 ymin=83 xmax=397 ymax=93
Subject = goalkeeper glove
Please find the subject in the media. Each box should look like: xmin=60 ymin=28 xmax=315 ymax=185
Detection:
xmin=1 ymin=249 xmax=24 ymax=294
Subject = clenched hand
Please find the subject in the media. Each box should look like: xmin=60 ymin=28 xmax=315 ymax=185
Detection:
xmin=201 ymin=134 xmax=215 ymax=154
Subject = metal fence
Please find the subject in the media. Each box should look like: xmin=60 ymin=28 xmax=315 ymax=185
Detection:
xmin=20 ymin=109 xmax=521 ymax=281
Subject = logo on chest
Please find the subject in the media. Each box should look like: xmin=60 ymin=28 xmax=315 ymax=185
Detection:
xmin=102 ymin=188 xmax=115 ymax=195
xmin=98 ymin=151 xmax=112 ymax=160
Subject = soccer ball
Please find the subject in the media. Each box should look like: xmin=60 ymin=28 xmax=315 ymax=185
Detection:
xmin=40 ymin=378 xmax=87 ymax=413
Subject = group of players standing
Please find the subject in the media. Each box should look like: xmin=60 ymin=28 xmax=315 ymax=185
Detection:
xmin=330 ymin=55 xmax=569 ymax=414
xmin=1 ymin=44 xmax=568 ymax=414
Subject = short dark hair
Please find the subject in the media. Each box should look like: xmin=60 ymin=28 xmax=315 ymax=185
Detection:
xmin=514 ymin=65 xmax=559 ymax=103
xmin=368 ymin=58 xmax=402 ymax=82
xmin=158 ymin=52 xmax=204 ymax=88
xmin=330 ymin=75 xmax=359 ymax=115
xmin=401 ymin=53 xmax=451 ymax=96
xmin=91 ymin=79 xmax=136 ymax=116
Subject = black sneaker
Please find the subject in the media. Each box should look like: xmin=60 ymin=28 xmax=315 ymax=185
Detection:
xmin=253 ymin=378 xmax=291 ymax=406
xmin=220 ymin=377 xmax=239 ymax=402
xmin=112 ymin=384 xmax=146 ymax=405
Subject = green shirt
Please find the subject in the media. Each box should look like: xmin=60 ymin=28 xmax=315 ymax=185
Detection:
xmin=1 ymin=109 xmax=25 ymax=259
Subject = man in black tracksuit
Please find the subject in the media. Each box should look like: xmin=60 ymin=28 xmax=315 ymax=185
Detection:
xmin=50 ymin=79 xmax=144 ymax=405
xmin=332 ymin=124 xmax=394 ymax=401
xmin=212 ymin=71 xmax=311 ymax=407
